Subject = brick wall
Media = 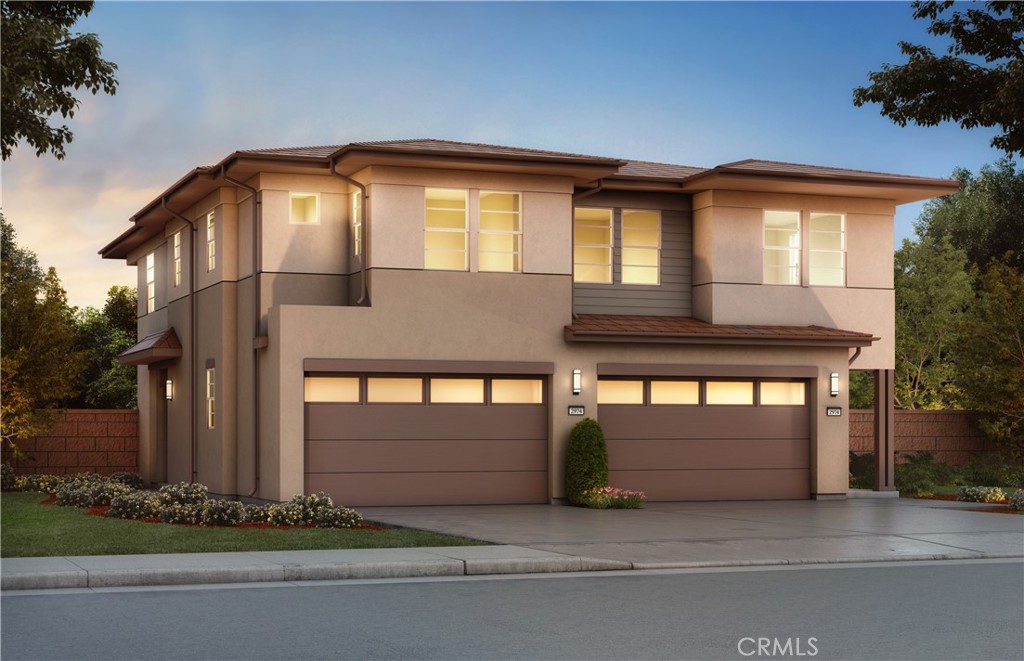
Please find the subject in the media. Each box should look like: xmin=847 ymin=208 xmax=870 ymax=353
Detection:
xmin=2 ymin=409 xmax=138 ymax=475
xmin=850 ymin=410 xmax=999 ymax=464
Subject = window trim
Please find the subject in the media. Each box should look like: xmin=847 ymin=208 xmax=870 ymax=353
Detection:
xmin=478 ymin=190 xmax=522 ymax=273
xmin=620 ymin=209 xmax=661 ymax=286
xmin=424 ymin=188 xmax=469 ymax=271
xmin=573 ymin=207 xmax=614 ymax=284
xmin=206 ymin=211 xmax=216 ymax=272
xmin=289 ymin=192 xmax=320 ymax=226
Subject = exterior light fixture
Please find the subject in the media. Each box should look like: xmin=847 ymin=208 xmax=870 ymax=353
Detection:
xmin=165 ymin=379 xmax=174 ymax=401
xmin=572 ymin=369 xmax=582 ymax=396
xmin=829 ymin=372 xmax=839 ymax=398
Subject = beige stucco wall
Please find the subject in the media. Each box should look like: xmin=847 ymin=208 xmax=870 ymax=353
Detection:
xmin=692 ymin=190 xmax=896 ymax=369
xmin=264 ymin=269 xmax=851 ymax=502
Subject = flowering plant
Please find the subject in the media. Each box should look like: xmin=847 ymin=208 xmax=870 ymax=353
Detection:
xmin=579 ymin=485 xmax=647 ymax=509
xmin=1006 ymin=489 xmax=1023 ymax=512
xmin=956 ymin=486 xmax=1005 ymax=503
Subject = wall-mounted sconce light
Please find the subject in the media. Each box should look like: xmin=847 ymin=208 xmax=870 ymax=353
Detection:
xmin=165 ymin=379 xmax=174 ymax=401
xmin=829 ymin=372 xmax=839 ymax=398
xmin=572 ymin=369 xmax=582 ymax=396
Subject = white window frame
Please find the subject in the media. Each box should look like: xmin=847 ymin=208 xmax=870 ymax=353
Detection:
xmin=352 ymin=190 xmax=363 ymax=258
xmin=206 ymin=368 xmax=216 ymax=429
xmin=172 ymin=231 xmax=182 ymax=288
xmin=809 ymin=212 xmax=846 ymax=287
xmin=620 ymin=209 xmax=661 ymax=286
xmin=206 ymin=211 xmax=216 ymax=272
xmin=290 ymin=192 xmax=320 ymax=225
xmin=145 ymin=252 xmax=156 ymax=314
xmin=763 ymin=210 xmax=801 ymax=286
xmin=424 ymin=188 xmax=468 ymax=271
xmin=573 ymin=207 xmax=613 ymax=284
xmin=478 ymin=191 xmax=522 ymax=273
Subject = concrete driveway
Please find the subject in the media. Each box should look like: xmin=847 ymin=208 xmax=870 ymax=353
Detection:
xmin=360 ymin=498 xmax=1024 ymax=567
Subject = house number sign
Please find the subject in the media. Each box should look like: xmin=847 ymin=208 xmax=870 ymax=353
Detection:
xmin=568 ymin=406 xmax=585 ymax=416
xmin=826 ymin=407 xmax=843 ymax=417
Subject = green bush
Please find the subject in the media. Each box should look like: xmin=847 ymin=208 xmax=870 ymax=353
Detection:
xmin=108 ymin=491 xmax=161 ymax=519
xmin=158 ymin=503 xmax=201 ymax=525
xmin=954 ymin=452 xmax=1024 ymax=488
xmin=895 ymin=452 xmax=953 ymax=497
xmin=110 ymin=472 xmax=145 ymax=489
xmin=315 ymin=506 xmax=363 ymax=528
xmin=158 ymin=481 xmax=209 ymax=506
xmin=54 ymin=483 xmax=94 ymax=507
xmin=243 ymin=503 xmax=269 ymax=523
xmin=287 ymin=492 xmax=335 ymax=523
xmin=20 ymin=473 xmax=64 ymax=494
xmin=849 ymin=452 xmax=875 ymax=489
xmin=956 ymin=486 xmax=1005 ymax=503
xmin=266 ymin=503 xmax=304 ymax=526
xmin=565 ymin=418 xmax=609 ymax=506
xmin=55 ymin=480 xmax=132 ymax=507
xmin=1 ymin=462 xmax=16 ymax=490
xmin=200 ymin=499 xmax=245 ymax=526
xmin=1008 ymin=490 xmax=1024 ymax=511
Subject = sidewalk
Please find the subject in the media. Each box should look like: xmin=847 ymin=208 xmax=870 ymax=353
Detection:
xmin=3 ymin=498 xmax=1021 ymax=591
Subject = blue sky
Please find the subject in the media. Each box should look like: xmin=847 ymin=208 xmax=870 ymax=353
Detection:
xmin=2 ymin=1 xmax=1013 ymax=308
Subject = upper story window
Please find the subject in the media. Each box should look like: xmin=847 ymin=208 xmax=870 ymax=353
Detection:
xmin=206 ymin=211 xmax=216 ymax=272
xmin=763 ymin=210 xmax=800 ymax=285
xmin=352 ymin=190 xmax=363 ymax=258
xmin=573 ymin=207 xmax=613 ymax=283
xmin=145 ymin=252 xmax=156 ymax=313
xmin=621 ymin=210 xmax=660 ymax=285
xmin=424 ymin=188 xmax=468 ymax=271
xmin=809 ymin=213 xmax=845 ymax=286
xmin=479 ymin=191 xmax=521 ymax=273
xmin=172 ymin=231 xmax=182 ymax=288
xmin=290 ymin=193 xmax=320 ymax=225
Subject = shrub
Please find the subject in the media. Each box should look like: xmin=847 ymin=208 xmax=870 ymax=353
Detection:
xmin=954 ymin=452 xmax=1024 ymax=488
xmin=158 ymin=503 xmax=201 ymax=525
xmin=849 ymin=452 xmax=875 ymax=489
xmin=579 ymin=486 xmax=647 ymax=509
xmin=54 ymin=483 xmax=94 ymax=507
xmin=243 ymin=503 xmax=269 ymax=524
xmin=288 ymin=492 xmax=335 ymax=523
xmin=1 ymin=462 xmax=16 ymax=490
xmin=55 ymin=480 xmax=132 ymax=507
xmin=200 ymin=499 xmax=245 ymax=526
xmin=565 ymin=418 xmax=609 ymax=506
xmin=108 ymin=491 xmax=161 ymax=519
xmin=315 ymin=505 xmax=363 ymax=529
xmin=158 ymin=481 xmax=209 ymax=506
xmin=266 ymin=503 xmax=305 ymax=526
xmin=1008 ymin=490 xmax=1024 ymax=511
xmin=20 ymin=473 xmax=64 ymax=494
xmin=895 ymin=452 xmax=952 ymax=497
xmin=110 ymin=472 xmax=145 ymax=489
xmin=956 ymin=486 xmax=1006 ymax=503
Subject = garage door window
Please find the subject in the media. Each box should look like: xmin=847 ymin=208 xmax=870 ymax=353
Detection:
xmin=760 ymin=381 xmax=806 ymax=405
xmin=430 ymin=378 xmax=485 ymax=404
xmin=704 ymin=381 xmax=755 ymax=406
xmin=650 ymin=380 xmax=700 ymax=405
xmin=367 ymin=377 xmax=424 ymax=403
xmin=492 ymin=379 xmax=543 ymax=404
xmin=597 ymin=380 xmax=644 ymax=404
xmin=304 ymin=377 xmax=360 ymax=403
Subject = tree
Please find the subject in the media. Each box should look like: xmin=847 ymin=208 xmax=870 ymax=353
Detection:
xmin=1 ymin=215 xmax=87 ymax=455
xmin=1 ymin=0 xmax=118 ymax=160
xmin=565 ymin=418 xmax=609 ymax=506
xmin=68 ymin=286 xmax=138 ymax=409
xmin=953 ymin=260 xmax=1024 ymax=459
xmin=853 ymin=1 xmax=1024 ymax=157
xmin=914 ymin=159 xmax=1024 ymax=272
xmin=893 ymin=235 xmax=973 ymax=409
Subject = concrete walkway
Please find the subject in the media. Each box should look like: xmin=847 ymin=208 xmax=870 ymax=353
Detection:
xmin=3 ymin=498 xmax=1021 ymax=591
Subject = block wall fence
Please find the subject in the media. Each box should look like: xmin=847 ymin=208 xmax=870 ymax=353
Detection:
xmin=2 ymin=409 xmax=138 ymax=475
xmin=850 ymin=409 xmax=999 ymax=464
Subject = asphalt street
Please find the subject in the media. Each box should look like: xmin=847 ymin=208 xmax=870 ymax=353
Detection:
xmin=2 ymin=559 xmax=1021 ymax=661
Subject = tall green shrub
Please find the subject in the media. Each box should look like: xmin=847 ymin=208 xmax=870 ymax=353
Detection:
xmin=565 ymin=418 xmax=608 ymax=505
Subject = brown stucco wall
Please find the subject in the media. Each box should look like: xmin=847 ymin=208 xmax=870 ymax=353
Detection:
xmin=850 ymin=409 xmax=999 ymax=464
xmin=2 ymin=410 xmax=139 ymax=475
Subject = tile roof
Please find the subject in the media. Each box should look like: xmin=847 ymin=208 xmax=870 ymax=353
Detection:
xmin=119 ymin=328 xmax=183 ymax=366
xmin=615 ymin=160 xmax=707 ymax=180
xmin=714 ymin=159 xmax=955 ymax=185
xmin=565 ymin=314 xmax=878 ymax=347
xmin=239 ymin=139 xmax=624 ymax=164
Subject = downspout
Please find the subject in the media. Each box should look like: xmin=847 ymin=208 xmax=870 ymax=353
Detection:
xmin=161 ymin=199 xmax=198 ymax=483
xmin=570 ymin=180 xmax=605 ymax=318
xmin=219 ymin=165 xmax=263 ymax=498
xmin=849 ymin=347 xmax=862 ymax=365
xmin=329 ymin=159 xmax=369 ymax=304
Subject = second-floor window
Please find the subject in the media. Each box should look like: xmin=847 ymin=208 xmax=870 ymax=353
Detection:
xmin=352 ymin=190 xmax=363 ymax=258
xmin=206 ymin=211 xmax=216 ymax=272
xmin=809 ymin=213 xmax=845 ymax=286
xmin=479 ymin=191 xmax=521 ymax=273
xmin=290 ymin=193 xmax=319 ymax=225
xmin=573 ymin=207 xmax=613 ymax=283
xmin=145 ymin=252 xmax=156 ymax=313
xmin=172 ymin=231 xmax=182 ymax=288
xmin=621 ymin=210 xmax=660 ymax=285
xmin=764 ymin=210 xmax=800 ymax=285
xmin=424 ymin=188 xmax=468 ymax=271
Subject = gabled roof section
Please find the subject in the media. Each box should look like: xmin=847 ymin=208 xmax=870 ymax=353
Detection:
xmin=119 ymin=328 xmax=183 ymax=366
xmin=565 ymin=314 xmax=878 ymax=348
xmin=614 ymin=160 xmax=708 ymax=182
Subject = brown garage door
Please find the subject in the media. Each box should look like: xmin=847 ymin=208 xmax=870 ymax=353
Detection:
xmin=599 ymin=378 xmax=810 ymax=501
xmin=304 ymin=374 xmax=548 ymax=506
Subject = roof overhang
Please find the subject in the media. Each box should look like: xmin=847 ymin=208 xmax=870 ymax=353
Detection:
xmin=119 ymin=328 xmax=182 ymax=366
xmin=675 ymin=170 xmax=959 ymax=204
xmin=564 ymin=315 xmax=878 ymax=348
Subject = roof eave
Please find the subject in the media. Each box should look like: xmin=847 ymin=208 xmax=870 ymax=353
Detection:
xmin=564 ymin=327 xmax=879 ymax=348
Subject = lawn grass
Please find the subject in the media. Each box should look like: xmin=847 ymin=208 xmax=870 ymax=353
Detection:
xmin=1 ymin=492 xmax=484 ymax=558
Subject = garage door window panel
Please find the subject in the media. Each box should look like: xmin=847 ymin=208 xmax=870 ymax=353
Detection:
xmin=367 ymin=377 xmax=424 ymax=403
xmin=305 ymin=377 xmax=361 ymax=403
xmin=598 ymin=380 xmax=645 ymax=405
xmin=430 ymin=378 xmax=485 ymax=404
xmin=705 ymin=381 xmax=754 ymax=405
xmin=759 ymin=381 xmax=806 ymax=406
xmin=650 ymin=380 xmax=700 ymax=405
xmin=491 ymin=378 xmax=544 ymax=404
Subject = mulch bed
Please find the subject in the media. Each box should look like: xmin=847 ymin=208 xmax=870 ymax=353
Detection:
xmin=915 ymin=493 xmax=1022 ymax=514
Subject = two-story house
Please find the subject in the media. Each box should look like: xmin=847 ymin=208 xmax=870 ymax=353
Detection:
xmin=101 ymin=139 xmax=957 ymax=505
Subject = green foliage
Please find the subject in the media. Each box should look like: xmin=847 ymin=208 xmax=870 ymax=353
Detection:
xmin=952 ymin=261 xmax=1024 ymax=459
xmin=107 ymin=491 xmax=160 ymax=520
xmin=54 ymin=479 xmax=131 ymax=507
xmin=848 ymin=371 xmax=875 ymax=410
xmin=287 ymin=492 xmax=335 ymax=522
xmin=200 ymin=499 xmax=245 ymax=527
xmin=954 ymin=450 xmax=1024 ymax=487
xmin=578 ymin=486 xmax=647 ymax=509
xmin=956 ymin=485 xmax=1005 ymax=503
xmin=315 ymin=506 xmax=363 ymax=529
xmin=1 ymin=0 xmax=118 ymax=160
xmin=109 ymin=471 xmax=144 ymax=489
xmin=565 ymin=418 xmax=609 ymax=506
xmin=243 ymin=503 xmax=269 ymax=524
xmin=894 ymin=235 xmax=973 ymax=409
xmin=69 ymin=286 xmax=138 ymax=409
xmin=1 ymin=463 xmax=16 ymax=490
xmin=853 ymin=2 xmax=1024 ymax=156
xmin=158 ymin=503 xmax=201 ymax=525
xmin=916 ymin=160 xmax=1024 ymax=272
xmin=266 ymin=503 xmax=305 ymax=526
xmin=1 ymin=215 xmax=87 ymax=456
xmin=848 ymin=452 xmax=876 ymax=489
xmin=19 ymin=473 xmax=64 ymax=494
xmin=158 ymin=481 xmax=209 ymax=506
xmin=1008 ymin=490 xmax=1024 ymax=511
xmin=895 ymin=452 xmax=953 ymax=497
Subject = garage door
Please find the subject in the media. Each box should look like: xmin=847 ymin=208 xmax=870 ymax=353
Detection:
xmin=304 ymin=374 xmax=548 ymax=506
xmin=599 ymin=378 xmax=810 ymax=501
